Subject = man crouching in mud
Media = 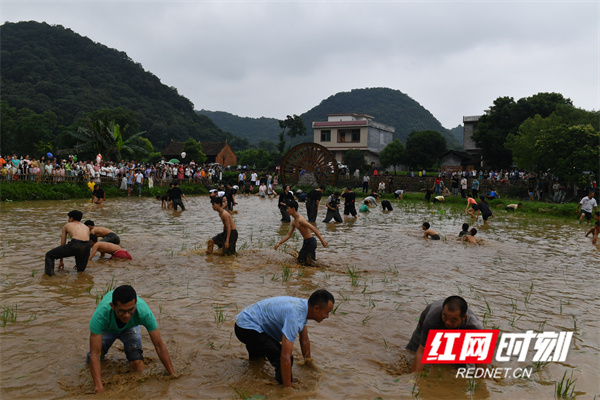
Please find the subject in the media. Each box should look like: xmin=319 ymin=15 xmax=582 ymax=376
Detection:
xmin=45 ymin=210 xmax=90 ymax=276
xmin=234 ymin=289 xmax=334 ymax=389
xmin=407 ymin=296 xmax=483 ymax=372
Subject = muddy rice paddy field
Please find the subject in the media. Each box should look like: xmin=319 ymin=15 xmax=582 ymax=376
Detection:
xmin=0 ymin=195 xmax=598 ymax=399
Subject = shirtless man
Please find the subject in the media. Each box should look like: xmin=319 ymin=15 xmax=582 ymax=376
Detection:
xmin=275 ymin=200 xmax=328 ymax=264
xmin=89 ymin=234 xmax=132 ymax=260
xmin=462 ymin=228 xmax=478 ymax=244
xmin=45 ymin=210 xmax=91 ymax=276
xmin=422 ymin=222 xmax=441 ymax=240
xmin=84 ymin=220 xmax=120 ymax=244
xmin=207 ymin=196 xmax=238 ymax=255
xmin=585 ymin=211 xmax=600 ymax=244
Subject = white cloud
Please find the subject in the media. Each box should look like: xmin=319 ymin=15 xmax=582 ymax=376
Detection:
xmin=2 ymin=1 xmax=598 ymax=127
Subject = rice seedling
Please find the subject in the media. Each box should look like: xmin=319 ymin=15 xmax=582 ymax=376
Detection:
xmin=214 ymin=309 xmax=227 ymax=323
xmin=572 ymin=315 xmax=578 ymax=333
xmin=1 ymin=304 xmax=18 ymax=326
xmin=231 ymin=386 xmax=266 ymax=400
xmin=368 ymin=297 xmax=376 ymax=309
xmin=537 ymin=319 xmax=547 ymax=332
xmin=554 ymin=370 xmax=577 ymax=399
xmin=270 ymin=273 xmax=279 ymax=282
xmin=281 ymin=265 xmax=291 ymax=282
xmin=94 ymin=276 xmax=116 ymax=304
xmin=209 ymin=341 xmax=225 ymax=351
xmin=347 ymin=265 xmax=360 ymax=286
xmin=180 ymin=243 xmax=186 ymax=251
xmin=524 ymin=282 xmax=534 ymax=306
xmin=411 ymin=382 xmax=420 ymax=398
xmin=337 ymin=290 xmax=349 ymax=302
xmin=532 ymin=360 xmax=549 ymax=371
xmin=466 ymin=377 xmax=479 ymax=394
xmin=297 ymin=267 xmax=305 ymax=277
xmin=31 ymin=269 xmax=36 ymax=278
xmin=362 ymin=315 xmax=372 ymax=325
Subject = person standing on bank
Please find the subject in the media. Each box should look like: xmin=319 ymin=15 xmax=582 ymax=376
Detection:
xmin=234 ymin=289 xmax=335 ymax=388
xmin=88 ymin=285 xmax=175 ymax=393
xmin=306 ymin=185 xmax=325 ymax=223
xmin=45 ymin=210 xmax=91 ymax=276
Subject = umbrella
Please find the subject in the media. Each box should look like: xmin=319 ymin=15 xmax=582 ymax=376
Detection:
xmin=168 ymin=159 xmax=180 ymax=164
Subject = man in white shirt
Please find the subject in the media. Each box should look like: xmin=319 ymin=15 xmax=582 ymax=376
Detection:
xmin=576 ymin=192 xmax=598 ymax=224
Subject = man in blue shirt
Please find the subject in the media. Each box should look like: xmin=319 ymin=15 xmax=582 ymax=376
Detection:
xmin=234 ymin=289 xmax=335 ymax=387
xmin=88 ymin=285 xmax=175 ymax=393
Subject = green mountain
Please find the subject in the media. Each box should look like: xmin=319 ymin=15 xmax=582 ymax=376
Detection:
xmin=197 ymin=110 xmax=280 ymax=145
xmin=0 ymin=21 xmax=249 ymax=154
xmin=200 ymin=88 xmax=463 ymax=149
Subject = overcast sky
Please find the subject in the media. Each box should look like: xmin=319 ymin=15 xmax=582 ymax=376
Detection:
xmin=2 ymin=1 xmax=598 ymax=128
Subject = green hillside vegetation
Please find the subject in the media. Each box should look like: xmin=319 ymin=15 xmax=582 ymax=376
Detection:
xmin=301 ymin=88 xmax=461 ymax=148
xmin=197 ymin=110 xmax=281 ymax=146
xmin=0 ymin=21 xmax=249 ymax=156
xmin=200 ymin=88 xmax=462 ymax=149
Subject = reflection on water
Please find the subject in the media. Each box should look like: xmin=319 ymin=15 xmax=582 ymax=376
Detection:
xmin=1 ymin=196 xmax=599 ymax=399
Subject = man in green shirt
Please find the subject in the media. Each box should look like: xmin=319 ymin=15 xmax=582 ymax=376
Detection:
xmin=88 ymin=285 xmax=175 ymax=393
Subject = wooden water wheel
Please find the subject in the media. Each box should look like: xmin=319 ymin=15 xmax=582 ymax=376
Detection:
xmin=279 ymin=142 xmax=339 ymax=188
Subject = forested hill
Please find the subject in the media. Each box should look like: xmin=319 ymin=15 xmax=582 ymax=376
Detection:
xmin=200 ymin=88 xmax=463 ymax=149
xmin=302 ymin=88 xmax=461 ymax=147
xmin=0 ymin=21 xmax=248 ymax=153
xmin=197 ymin=110 xmax=281 ymax=146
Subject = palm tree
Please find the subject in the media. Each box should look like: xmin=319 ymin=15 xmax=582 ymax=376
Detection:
xmin=70 ymin=116 xmax=148 ymax=161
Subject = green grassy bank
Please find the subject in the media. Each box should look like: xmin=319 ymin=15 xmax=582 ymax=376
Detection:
xmin=0 ymin=181 xmax=208 ymax=202
xmin=0 ymin=181 xmax=582 ymax=220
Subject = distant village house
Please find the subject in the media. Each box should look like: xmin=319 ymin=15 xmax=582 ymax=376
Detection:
xmin=161 ymin=140 xmax=237 ymax=167
xmin=312 ymin=113 xmax=394 ymax=167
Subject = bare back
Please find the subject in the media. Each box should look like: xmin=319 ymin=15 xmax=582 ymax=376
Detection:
xmin=90 ymin=226 xmax=113 ymax=237
xmin=65 ymin=222 xmax=90 ymax=241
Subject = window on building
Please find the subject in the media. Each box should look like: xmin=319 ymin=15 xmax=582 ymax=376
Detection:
xmin=351 ymin=129 xmax=360 ymax=142
xmin=321 ymin=130 xmax=331 ymax=142
xmin=338 ymin=131 xmax=346 ymax=143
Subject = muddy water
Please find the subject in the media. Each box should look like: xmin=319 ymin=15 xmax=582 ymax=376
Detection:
xmin=0 ymin=195 xmax=598 ymax=399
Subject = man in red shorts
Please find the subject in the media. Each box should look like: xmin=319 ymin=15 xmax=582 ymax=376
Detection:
xmin=89 ymin=234 xmax=132 ymax=260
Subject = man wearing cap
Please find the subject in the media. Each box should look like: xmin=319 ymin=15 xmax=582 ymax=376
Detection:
xmin=407 ymin=296 xmax=483 ymax=372
xmin=88 ymin=285 xmax=175 ymax=393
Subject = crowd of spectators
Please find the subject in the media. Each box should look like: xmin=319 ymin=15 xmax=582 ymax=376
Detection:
xmin=0 ymin=154 xmax=229 ymax=186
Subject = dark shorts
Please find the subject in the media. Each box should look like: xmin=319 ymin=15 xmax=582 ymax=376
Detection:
xmin=101 ymin=232 xmax=121 ymax=245
xmin=471 ymin=204 xmax=479 ymax=211
xmin=430 ymin=234 xmax=441 ymax=240
xmin=582 ymin=211 xmax=592 ymax=221
xmin=382 ymin=200 xmax=393 ymax=211
xmin=298 ymin=236 xmax=317 ymax=264
xmin=343 ymin=204 xmax=357 ymax=216
xmin=482 ymin=212 xmax=492 ymax=221
xmin=212 ymin=229 xmax=238 ymax=255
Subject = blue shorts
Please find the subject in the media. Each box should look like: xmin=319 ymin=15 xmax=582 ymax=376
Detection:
xmin=87 ymin=325 xmax=143 ymax=363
